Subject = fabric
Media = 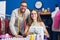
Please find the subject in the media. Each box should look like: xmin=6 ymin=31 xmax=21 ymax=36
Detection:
xmin=29 ymin=21 xmax=44 ymax=34
xmin=53 ymin=10 xmax=60 ymax=29
xmin=51 ymin=7 xmax=59 ymax=19
xmin=29 ymin=21 xmax=44 ymax=40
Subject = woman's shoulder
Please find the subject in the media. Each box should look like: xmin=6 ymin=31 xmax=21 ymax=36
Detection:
xmin=38 ymin=21 xmax=43 ymax=24
xmin=38 ymin=22 xmax=44 ymax=26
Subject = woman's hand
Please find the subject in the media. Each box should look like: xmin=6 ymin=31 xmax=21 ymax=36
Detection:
xmin=23 ymin=32 xmax=30 ymax=36
xmin=46 ymin=35 xmax=50 ymax=38
xmin=47 ymin=35 xmax=50 ymax=38
xmin=45 ymin=34 xmax=50 ymax=38
xmin=23 ymin=32 xmax=28 ymax=36
xmin=15 ymin=34 xmax=23 ymax=38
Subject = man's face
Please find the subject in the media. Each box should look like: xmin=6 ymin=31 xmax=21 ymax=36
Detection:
xmin=20 ymin=3 xmax=27 ymax=13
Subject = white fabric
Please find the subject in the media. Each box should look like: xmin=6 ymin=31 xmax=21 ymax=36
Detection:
xmin=29 ymin=22 xmax=44 ymax=40
xmin=51 ymin=7 xmax=59 ymax=19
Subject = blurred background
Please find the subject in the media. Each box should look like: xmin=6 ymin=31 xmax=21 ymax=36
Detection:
xmin=0 ymin=0 xmax=60 ymax=40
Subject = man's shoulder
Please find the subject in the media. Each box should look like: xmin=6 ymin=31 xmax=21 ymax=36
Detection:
xmin=26 ymin=8 xmax=30 ymax=11
xmin=25 ymin=8 xmax=30 ymax=15
xmin=11 ymin=8 xmax=19 ymax=16
xmin=12 ymin=8 xmax=19 ymax=12
xmin=26 ymin=9 xmax=30 ymax=12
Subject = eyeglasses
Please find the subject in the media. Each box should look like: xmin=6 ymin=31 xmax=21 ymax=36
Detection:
xmin=21 ymin=5 xmax=27 ymax=7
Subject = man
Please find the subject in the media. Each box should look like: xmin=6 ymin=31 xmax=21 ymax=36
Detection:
xmin=9 ymin=1 xmax=30 ymax=38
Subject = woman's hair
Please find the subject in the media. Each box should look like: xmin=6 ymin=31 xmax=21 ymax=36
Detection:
xmin=27 ymin=10 xmax=42 ymax=26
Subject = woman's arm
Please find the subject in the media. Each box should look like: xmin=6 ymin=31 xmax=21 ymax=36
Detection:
xmin=41 ymin=22 xmax=50 ymax=38
xmin=23 ymin=25 xmax=29 ymax=35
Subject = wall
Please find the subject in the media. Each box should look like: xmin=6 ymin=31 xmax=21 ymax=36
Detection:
xmin=0 ymin=0 xmax=60 ymax=40
xmin=6 ymin=0 xmax=60 ymax=16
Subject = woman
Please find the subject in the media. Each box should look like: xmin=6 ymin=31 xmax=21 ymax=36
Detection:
xmin=23 ymin=10 xmax=49 ymax=38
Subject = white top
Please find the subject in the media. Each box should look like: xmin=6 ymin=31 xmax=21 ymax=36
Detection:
xmin=29 ymin=21 xmax=44 ymax=34
xmin=29 ymin=21 xmax=44 ymax=40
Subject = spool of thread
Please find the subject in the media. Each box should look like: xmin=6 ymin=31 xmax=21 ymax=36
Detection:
xmin=35 ymin=35 xmax=40 ymax=40
xmin=30 ymin=34 xmax=34 ymax=40
xmin=35 ymin=34 xmax=37 ymax=40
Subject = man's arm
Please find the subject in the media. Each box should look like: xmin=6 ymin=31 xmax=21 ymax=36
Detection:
xmin=9 ymin=11 xmax=17 ymax=36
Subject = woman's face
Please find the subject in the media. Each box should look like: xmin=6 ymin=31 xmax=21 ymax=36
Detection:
xmin=31 ymin=10 xmax=37 ymax=20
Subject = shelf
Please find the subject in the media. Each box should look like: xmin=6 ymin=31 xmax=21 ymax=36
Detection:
xmin=40 ymin=12 xmax=51 ymax=15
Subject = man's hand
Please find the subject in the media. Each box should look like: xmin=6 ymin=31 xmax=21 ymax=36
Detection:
xmin=15 ymin=35 xmax=23 ymax=38
xmin=23 ymin=32 xmax=30 ymax=36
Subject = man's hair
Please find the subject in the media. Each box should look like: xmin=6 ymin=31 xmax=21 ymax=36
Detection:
xmin=20 ymin=1 xmax=27 ymax=5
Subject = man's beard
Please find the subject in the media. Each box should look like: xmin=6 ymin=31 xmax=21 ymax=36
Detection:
xmin=20 ymin=8 xmax=26 ymax=13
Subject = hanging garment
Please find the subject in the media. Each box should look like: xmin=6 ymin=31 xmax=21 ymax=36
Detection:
xmin=53 ymin=10 xmax=60 ymax=29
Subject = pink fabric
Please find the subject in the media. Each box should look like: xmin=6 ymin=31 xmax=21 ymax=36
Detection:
xmin=0 ymin=34 xmax=12 ymax=39
xmin=53 ymin=10 xmax=60 ymax=29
